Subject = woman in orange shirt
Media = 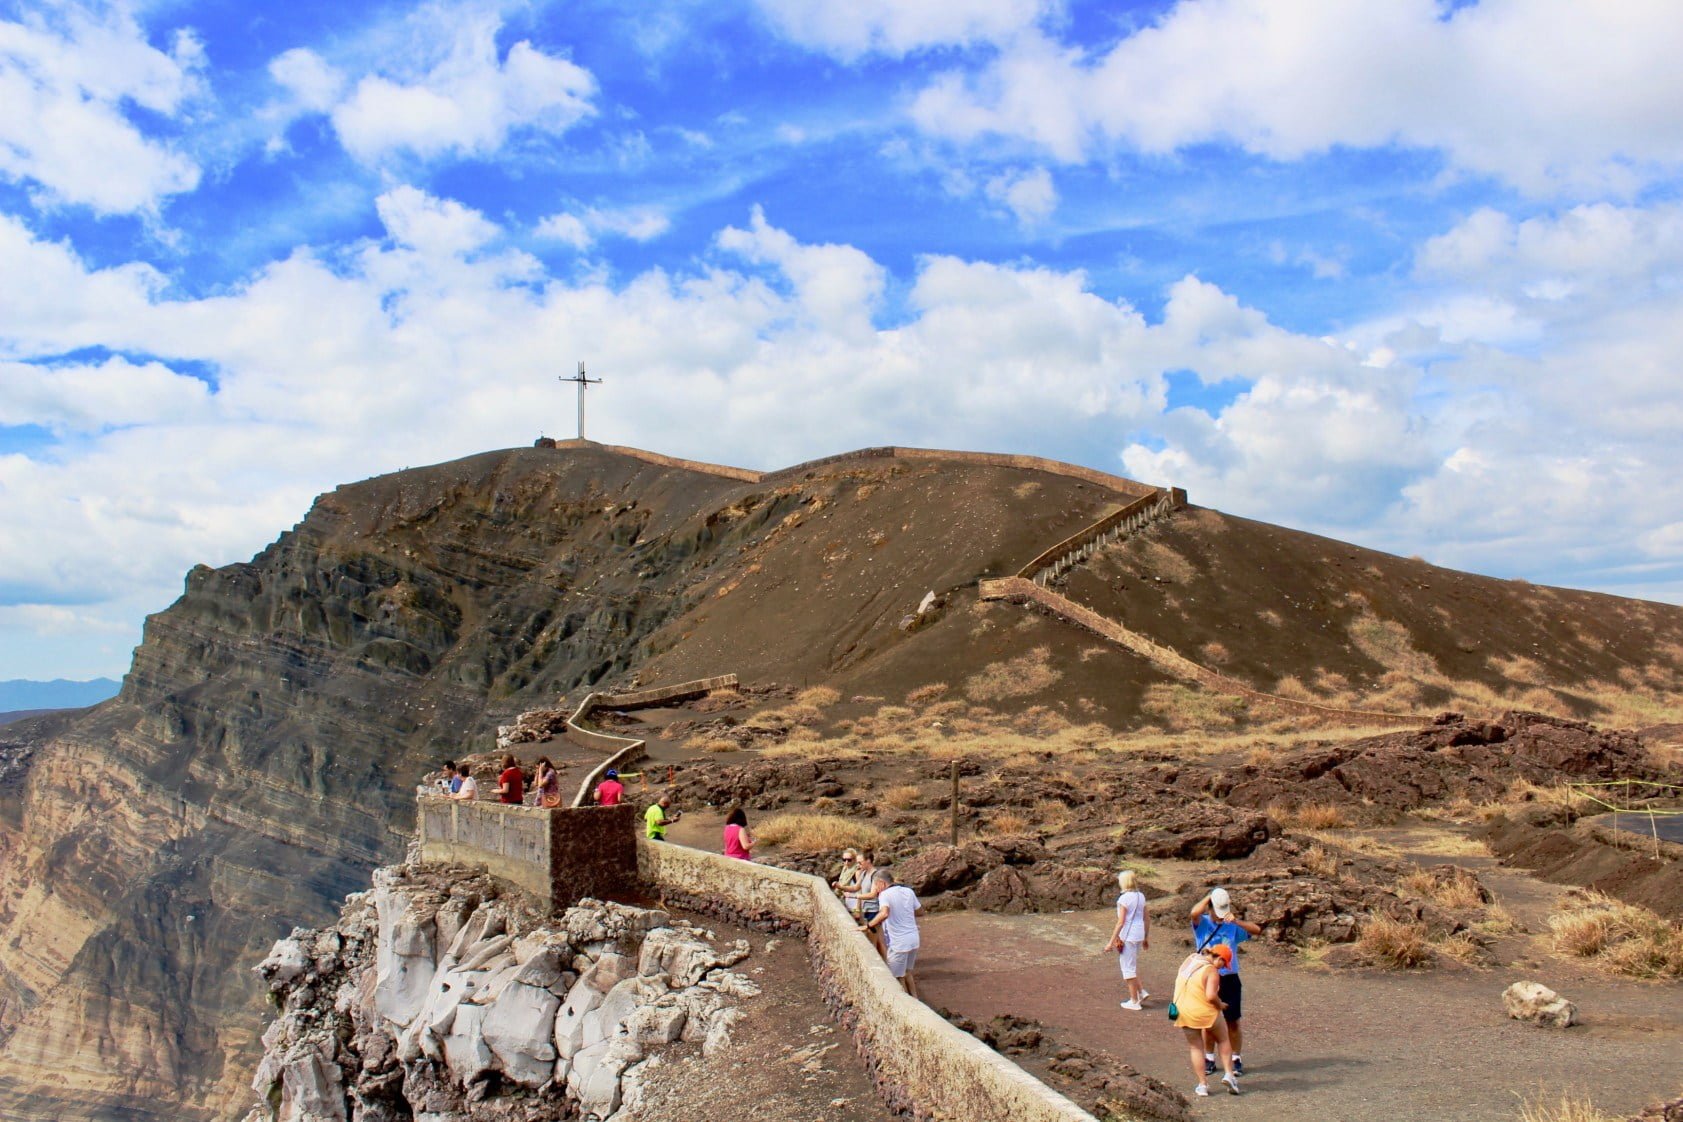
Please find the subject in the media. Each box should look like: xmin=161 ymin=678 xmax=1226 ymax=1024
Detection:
xmin=1172 ymin=943 xmax=1239 ymax=1097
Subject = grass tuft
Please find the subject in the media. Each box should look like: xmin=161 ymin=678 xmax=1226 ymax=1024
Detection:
xmin=1516 ymin=1090 xmax=1621 ymax=1122
xmin=1354 ymin=916 xmax=1433 ymax=968
xmin=1270 ymin=801 xmax=1353 ymax=830
xmin=1547 ymin=892 xmax=1683 ymax=978
xmin=964 ymin=646 xmax=1062 ymax=702
xmin=755 ymin=813 xmax=889 ymax=852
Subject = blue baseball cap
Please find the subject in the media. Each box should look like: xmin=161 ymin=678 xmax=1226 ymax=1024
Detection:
xmin=605 ymin=769 xmax=619 ymax=779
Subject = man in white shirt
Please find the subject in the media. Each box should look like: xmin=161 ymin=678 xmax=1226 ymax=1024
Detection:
xmin=449 ymin=765 xmax=478 ymax=800
xmin=861 ymin=868 xmax=923 ymax=998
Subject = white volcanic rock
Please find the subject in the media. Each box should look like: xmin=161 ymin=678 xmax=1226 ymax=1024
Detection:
xmin=482 ymin=981 xmax=561 ymax=1086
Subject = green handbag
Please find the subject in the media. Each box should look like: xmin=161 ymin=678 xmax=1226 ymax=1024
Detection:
xmin=1167 ymin=1001 xmax=1179 ymax=1021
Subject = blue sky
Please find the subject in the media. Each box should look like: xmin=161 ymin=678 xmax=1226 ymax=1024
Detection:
xmin=4 ymin=0 xmax=1683 ymax=680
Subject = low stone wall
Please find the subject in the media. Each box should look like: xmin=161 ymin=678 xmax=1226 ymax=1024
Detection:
xmin=980 ymin=576 xmax=1422 ymax=728
xmin=416 ymin=797 xmax=638 ymax=905
xmin=565 ymin=674 xmax=739 ymax=807
xmin=637 ymin=839 xmax=1105 ymax=1122
xmin=759 ymin=445 xmax=1161 ymax=499
xmin=548 ymin=440 xmax=1170 ymax=502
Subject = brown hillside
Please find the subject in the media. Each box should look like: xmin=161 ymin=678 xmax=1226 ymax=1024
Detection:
xmin=1064 ymin=506 xmax=1683 ymax=725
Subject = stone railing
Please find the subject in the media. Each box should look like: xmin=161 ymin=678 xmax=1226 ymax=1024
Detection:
xmin=638 ymin=839 xmax=1107 ymax=1122
xmin=1018 ymin=488 xmax=1184 ymax=586
xmin=760 ymin=445 xmax=1161 ymax=499
xmin=416 ymin=795 xmax=637 ymax=905
xmin=979 ymin=576 xmax=1422 ymax=728
xmin=564 ymin=675 xmax=739 ymax=807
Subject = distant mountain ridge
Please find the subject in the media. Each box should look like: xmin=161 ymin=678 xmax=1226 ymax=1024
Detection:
xmin=0 ymin=679 xmax=118 ymax=712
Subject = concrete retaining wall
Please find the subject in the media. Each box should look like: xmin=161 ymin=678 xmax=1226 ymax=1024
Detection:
xmin=980 ymin=576 xmax=1422 ymax=728
xmin=638 ymin=839 xmax=1105 ymax=1122
xmin=417 ymin=796 xmax=638 ymax=905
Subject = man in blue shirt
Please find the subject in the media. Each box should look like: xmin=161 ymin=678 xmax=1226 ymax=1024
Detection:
xmin=1191 ymin=887 xmax=1263 ymax=1076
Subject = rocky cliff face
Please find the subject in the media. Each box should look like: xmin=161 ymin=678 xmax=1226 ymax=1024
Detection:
xmin=247 ymin=862 xmax=754 ymax=1122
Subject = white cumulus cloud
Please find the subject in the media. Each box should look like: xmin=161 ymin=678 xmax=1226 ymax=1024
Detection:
xmin=910 ymin=0 xmax=1683 ymax=194
xmin=754 ymin=0 xmax=1052 ymax=59
xmin=0 ymin=7 xmax=202 ymax=213
xmin=326 ymin=15 xmax=596 ymax=164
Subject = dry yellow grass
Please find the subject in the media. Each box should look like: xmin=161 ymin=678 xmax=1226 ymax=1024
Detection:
xmin=1354 ymin=916 xmax=1433 ymax=968
xmin=1031 ymin=798 xmax=1073 ymax=832
xmin=683 ymin=736 xmax=741 ymax=754
xmin=755 ymin=813 xmax=889 ymax=852
xmin=1140 ymin=683 xmax=1247 ymax=732
xmin=906 ymin=682 xmax=949 ymax=704
xmin=1548 ymin=892 xmax=1683 ymax=978
xmin=796 ymin=685 xmax=842 ymax=707
xmin=1270 ymin=801 xmax=1354 ymax=830
xmin=985 ymin=810 xmax=1033 ymax=836
xmin=1139 ymin=540 xmax=1196 ymax=583
xmin=1303 ymin=844 xmax=1340 ymax=879
xmin=1433 ymin=930 xmax=1487 ymax=966
xmin=880 ymin=784 xmax=921 ymax=810
xmin=964 ymin=646 xmax=1062 ymax=702
xmin=1397 ymin=870 xmax=1486 ymax=912
xmin=1200 ymin=640 xmax=1231 ymax=665
xmin=1404 ymin=829 xmax=1490 ymax=858
xmin=1516 ymin=1091 xmax=1621 ymax=1122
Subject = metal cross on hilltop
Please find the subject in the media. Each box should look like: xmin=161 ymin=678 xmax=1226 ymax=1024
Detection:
xmin=561 ymin=361 xmax=602 ymax=440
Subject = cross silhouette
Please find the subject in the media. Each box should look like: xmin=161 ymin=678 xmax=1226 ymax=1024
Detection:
xmin=561 ymin=361 xmax=602 ymax=440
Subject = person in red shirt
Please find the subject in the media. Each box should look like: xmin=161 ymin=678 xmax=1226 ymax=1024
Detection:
xmin=497 ymin=755 xmax=524 ymax=805
xmin=596 ymin=768 xmax=624 ymax=806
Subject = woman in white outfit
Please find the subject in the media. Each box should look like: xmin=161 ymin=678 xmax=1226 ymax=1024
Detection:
xmin=1104 ymin=869 xmax=1150 ymax=1009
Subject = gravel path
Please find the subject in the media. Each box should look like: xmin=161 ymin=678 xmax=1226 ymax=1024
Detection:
xmin=918 ymin=894 xmax=1683 ymax=1121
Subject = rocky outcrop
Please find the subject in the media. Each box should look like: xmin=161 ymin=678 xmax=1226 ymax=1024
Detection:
xmin=246 ymin=862 xmax=755 ymax=1122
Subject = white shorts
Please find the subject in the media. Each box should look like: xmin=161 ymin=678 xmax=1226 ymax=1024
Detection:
xmin=887 ymin=947 xmax=919 ymax=978
xmin=1118 ymin=940 xmax=1143 ymax=980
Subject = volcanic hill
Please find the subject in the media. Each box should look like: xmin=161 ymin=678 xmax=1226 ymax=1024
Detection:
xmin=2 ymin=441 xmax=1681 ymax=1120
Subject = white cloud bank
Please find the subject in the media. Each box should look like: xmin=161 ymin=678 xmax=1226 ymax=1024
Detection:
xmin=909 ymin=0 xmax=1683 ymax=193
xmin=753 ymin=0 xmax=1052 ymax=59
xmin=0 ymin=7 xmax=203 ymax=213
xmin=269 ymin=12 xmax=596 ymax=165
xmin=2 ymin=190 xmax=1682 ymax=674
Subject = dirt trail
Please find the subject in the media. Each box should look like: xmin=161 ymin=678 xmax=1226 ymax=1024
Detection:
xmin=919 ymin=902 xmax=1683 ymax=1121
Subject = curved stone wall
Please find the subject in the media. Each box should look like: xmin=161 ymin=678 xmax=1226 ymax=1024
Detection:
xmin=638 ymin=839 xmax=1106 ymax=1122
xmin=564 ymin=675 xmax=740 ymax=807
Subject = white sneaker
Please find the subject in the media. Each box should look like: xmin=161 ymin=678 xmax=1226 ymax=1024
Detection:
xmin=1119 ymin=999 xmax=1143 ymax=1010
xmin=1194 ymin=1084 xmax=1210 ymax=1097
xmin=1223 ymin=1073 xmax=1241 ymax=1096
xmin=1139 ymin=989 xmax=1151 ymax=1001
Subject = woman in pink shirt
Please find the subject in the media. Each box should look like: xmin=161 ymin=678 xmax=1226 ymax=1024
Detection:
xmin=723 ymin=806 xmax=755 ymax=860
